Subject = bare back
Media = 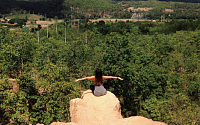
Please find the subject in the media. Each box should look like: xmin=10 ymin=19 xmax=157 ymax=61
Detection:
xmin=94 ymin=77 xmax=104 ymax=86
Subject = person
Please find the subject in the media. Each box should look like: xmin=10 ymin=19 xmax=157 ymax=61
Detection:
xmin=75 ymin=69 xmax=123 ymax=96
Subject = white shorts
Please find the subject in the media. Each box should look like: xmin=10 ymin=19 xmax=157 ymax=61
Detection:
xmin=94 ymin=85 xmax=107 ymax=96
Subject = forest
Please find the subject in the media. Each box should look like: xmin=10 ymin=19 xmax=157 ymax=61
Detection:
xmin=1 ymin=18 xmax=200 ymax=124
xmin=0 ymin=0 xmax=200 ymax=124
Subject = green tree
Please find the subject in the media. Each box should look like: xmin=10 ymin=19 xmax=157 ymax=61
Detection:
xmin=54 ymin=16 xmax=58 ymax=34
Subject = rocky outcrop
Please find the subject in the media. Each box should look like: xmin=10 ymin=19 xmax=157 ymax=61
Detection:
xmin=70 ymin=90 xmax=122 ymax=123
xmin=49 ymin=90 xmax=167 ymax=125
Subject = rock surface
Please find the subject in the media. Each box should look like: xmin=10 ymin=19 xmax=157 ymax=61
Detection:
xmin=48 ymin=90 xmax=167 ymax=125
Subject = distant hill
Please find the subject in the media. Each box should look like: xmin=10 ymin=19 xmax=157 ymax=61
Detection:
xmin=158 ymin=0 xmax=200 ymax=3
xmin=0 ymin=0 xmax=66 ymax=18
xmin=0 ymin=0 xmax=121 ymax=19
xmin=110 ymin=0 xmax=200 ymax=2
xmin=1 ymin=0 xmax=200 ymax=20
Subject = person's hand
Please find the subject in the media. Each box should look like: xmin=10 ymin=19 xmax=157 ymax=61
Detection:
xmin=118 ymin=77 xmax=123 ymax=80
xmin=75 ymin=79 xmax=79 ymax=82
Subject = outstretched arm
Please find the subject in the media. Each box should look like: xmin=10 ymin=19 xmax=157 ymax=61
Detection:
xmin=103 ymin=76 xmax=123 ymax=80
xmin=75 ymin=76 xmax=94 ymax=82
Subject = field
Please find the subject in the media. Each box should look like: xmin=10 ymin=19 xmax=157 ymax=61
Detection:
xmin=90 ymin=18 xmax=152 ymax=23
xmin=6 ymin=14 xmax=44 ymax=20
xmin=127 ymin=7 xmax=153 ymax=12
xmin=0 ymin=14 xmax=64 ymax=29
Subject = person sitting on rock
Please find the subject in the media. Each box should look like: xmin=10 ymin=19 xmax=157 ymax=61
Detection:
xmin=75 ymin=69 xmax=123 ymax=96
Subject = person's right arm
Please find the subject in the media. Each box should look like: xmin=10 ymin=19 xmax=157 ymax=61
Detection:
xmin=75 ymin=76 xmax=94 ymax=82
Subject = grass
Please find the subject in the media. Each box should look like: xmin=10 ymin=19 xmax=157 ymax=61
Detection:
xmin=6 ymin=14 xmax=44 ymax=21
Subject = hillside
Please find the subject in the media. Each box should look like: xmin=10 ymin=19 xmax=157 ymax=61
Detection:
xmin=158 ymin=0 xmax=200 ymax=2
xmin=1 ymin=0 xmax=200 ymax=20
xmin=0 ymin=0 xmax=120 ymax=19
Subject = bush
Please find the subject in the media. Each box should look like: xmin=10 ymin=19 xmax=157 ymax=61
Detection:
xmin=8 ymin=18 xmax=15 ymax=24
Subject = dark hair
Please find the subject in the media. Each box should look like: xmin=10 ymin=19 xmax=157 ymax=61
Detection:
xmin=95 ymin=69 xmax=103 ymax=85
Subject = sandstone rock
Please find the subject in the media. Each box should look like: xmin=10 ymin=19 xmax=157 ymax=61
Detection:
xmin=70 ymin=90 xmax=122 ymax=123
xmin=45 ymin=90 xmax=167 ymax=125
